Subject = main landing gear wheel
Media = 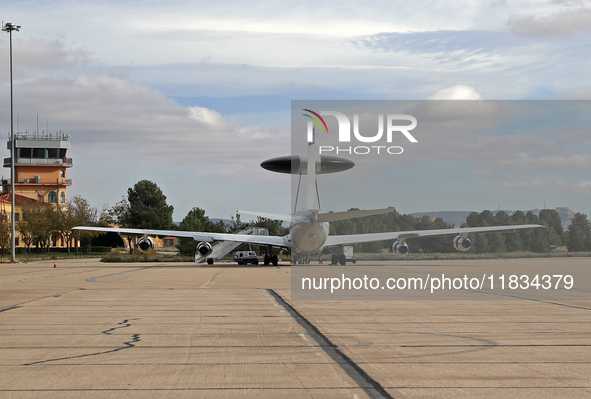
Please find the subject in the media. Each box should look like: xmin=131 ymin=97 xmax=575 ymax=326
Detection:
xmin=271 ymin=254 xmax=278 ymax=266
xmin=264 ymin=253 xmax=270 ymax=266
xmin=339 ymin=254 xmax=346 ymax=265
xmin=331 ymin=254 xmax=338 ymax=265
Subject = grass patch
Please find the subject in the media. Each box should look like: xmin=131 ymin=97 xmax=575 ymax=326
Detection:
xmin=1 ymin=252 xmax=109 ymax=263
xmin=101 ymin=251 xmax=195 ymax=263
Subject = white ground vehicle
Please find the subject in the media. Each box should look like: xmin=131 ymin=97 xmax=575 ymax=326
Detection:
xmin=233 ymin=251 xmax=259 ymax=265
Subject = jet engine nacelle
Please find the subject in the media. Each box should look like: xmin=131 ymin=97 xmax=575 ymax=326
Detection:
xmin=453 ymin=235 xmax=472 ymax=252
xmin=392 ymin=240 xmax=409 ymax=256
xmin=196 ymin=242 xmax=213 ymax=257
xmin=137 ymin=237 xmax=154 ymax=253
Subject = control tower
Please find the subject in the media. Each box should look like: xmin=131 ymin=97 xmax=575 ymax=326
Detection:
xmin=1 ymin=131 xmax=72 ymax=204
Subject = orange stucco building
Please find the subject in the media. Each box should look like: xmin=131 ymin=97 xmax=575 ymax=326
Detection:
xmin=2 ymin=131 xmax=72 ymax=203
xmin=1 ymin=131 xmax=73 ymax=249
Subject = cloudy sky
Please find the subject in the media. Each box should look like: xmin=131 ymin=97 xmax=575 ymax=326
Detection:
xmin=1 ymin=0 xmax=591 ymax=221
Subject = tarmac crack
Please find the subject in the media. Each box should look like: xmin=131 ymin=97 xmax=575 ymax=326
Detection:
xmin=201 ymin=267 xmax=223 ymax=288
xmin=23 ymin=318 xmax=141 ymax=366
xmin=268 ymin=289 xmax=394 ymax=399
xmin=0 ymin=290 xmax=76 ymax=314
xmin=85 ymin=266 xmax=156 ymax=283
xmin=0 ymin=305 xmax=21 ymax=314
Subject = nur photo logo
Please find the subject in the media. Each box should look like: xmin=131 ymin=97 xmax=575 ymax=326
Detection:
xmin=303 ymin=109 xmax=418 ymax=155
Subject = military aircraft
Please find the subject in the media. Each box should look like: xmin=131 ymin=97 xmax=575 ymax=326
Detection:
xmin=74 ymin=131 xmax=542 ymax=266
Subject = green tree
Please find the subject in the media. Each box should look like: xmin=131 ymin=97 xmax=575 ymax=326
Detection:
xmin=495 ymin=210 xmax=512 ymax=225
xmin=229 ymin=212 xmax=249 ymax=232
xmin=109 ymin=196 xmax=135 ymax=252
xmin=0 ymin=214 xmax=10 ymax=257
xmin=330 ymin=218 xmax=357 ymax=235
xmin=109 ymin=197 xmax=132 ymax=227
xmin=539 ymin=209 xmax=564 ymax=239
xmin=69 ymin=197 xmax=110 ymax=254
xmin=53 ymin=201 xmax=77 ymax=255
xmin=53 ymin=196 xmax=100 ymax=255
xmin=566 ymin=213 xmax=591 ymax=252
xmin=413 ymin=216 xmax=455 ymax=254
xmin=251 ymin=217 xmax=282 ymax=237
xmin=216 ymin=219 xmax=228 ymax=233
xmin=465 ymin=210 xmax=499 ymax=253
xmin=127 ymin=180 xmax=174 ymax=230
xmin=21 ymin=203 xmax=55 ymax=253
xmin=16 ymin=219 xmax=34 ymax=255
xmin=176 ymin=207 xmax=222 ymax=256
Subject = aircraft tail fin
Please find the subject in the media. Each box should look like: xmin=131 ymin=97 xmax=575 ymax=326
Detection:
xmin=305 ymin=123 xmax=318 ymax=211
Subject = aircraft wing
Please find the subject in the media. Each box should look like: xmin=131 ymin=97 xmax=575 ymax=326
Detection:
xmin=324 ymin=224 xmax=544 ymax=247
xmin=72 ymin=226 xmax=287 ymax=247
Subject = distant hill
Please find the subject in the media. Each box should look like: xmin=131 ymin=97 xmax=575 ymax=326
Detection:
xmin=210 ymin=218 xmax=233 ymax=225
xmin=410 ymin=207 xmax=575 ymax=230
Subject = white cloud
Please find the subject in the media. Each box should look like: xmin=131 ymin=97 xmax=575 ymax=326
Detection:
xmin=509 ymin=8 xmax=591 ymax=37
xmin=428 ymin=85 xmax=486 ymax=100
xmin=570 ymin=180 xmax=591 ymax=194
xmin=555 ymin=86 xmax=591 ymax=99
xmin=0 ymin=37 xmax=88 ymax=77
xmin=188 ymin=106 xmax=231 ymax=128
xmin=498 ymin=178 xmax=569 ymax=191
xmin=494 ymin=153 xmax=591 ymax=174
xmin=554 ymin=128 xmax=591 ymax=147
xmin=497 ymin=178 xmax=591 ymax=195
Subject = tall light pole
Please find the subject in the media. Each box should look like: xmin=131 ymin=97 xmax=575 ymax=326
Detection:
xmin=3 ymin=22 xmax=20 ymax=263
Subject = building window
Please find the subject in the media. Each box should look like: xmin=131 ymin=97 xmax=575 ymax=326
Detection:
xmin=60 ymin=192 xmax=66 ymax=203
xmin=48 ymin=191 xmax=58 ymax=203
xmin=33 ymin=148 xmax=44 ymax=158
xmin=15 ymin=213 xmax=20 ymax=221
xmin=15 ymin=237 xmax=19 ymax=246
xmin=19 ymin=148 xmax=32 ymax=159
xmin=60 ymin=170 xmax=65 ymax=178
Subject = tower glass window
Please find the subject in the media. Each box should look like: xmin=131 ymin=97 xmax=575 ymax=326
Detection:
xmin=48 ymin=191 xmax=58 ymax=203
xmin=19 ymin=148 xmax=31 ymax=159
xmin=33 ymin=148 xmax=44 ymax=158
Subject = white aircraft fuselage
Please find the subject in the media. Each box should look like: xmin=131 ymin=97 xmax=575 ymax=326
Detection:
xmin=290 ymin=211 xmax=330 ymax=255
